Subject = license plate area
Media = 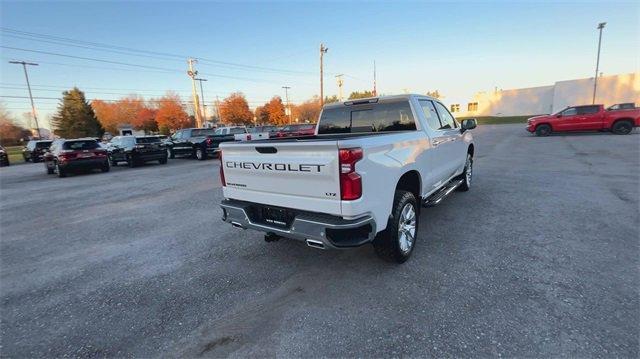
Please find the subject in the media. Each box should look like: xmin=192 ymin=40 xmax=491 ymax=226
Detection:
xmin=79 ymin=152 xmax=93 ymax=158
xmin=249 ymin=204 xmax=294 ymax=229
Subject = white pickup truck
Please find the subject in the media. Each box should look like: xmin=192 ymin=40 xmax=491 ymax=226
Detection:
xmin=219 ymin=94 xmax=477 ymax=263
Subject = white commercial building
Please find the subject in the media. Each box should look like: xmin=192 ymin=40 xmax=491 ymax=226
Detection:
xmin=451 ymin=73 xmax=639 ymax=117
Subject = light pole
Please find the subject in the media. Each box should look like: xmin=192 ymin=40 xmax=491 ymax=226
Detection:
xmin=195 ymin=78 xmax=208 ymax=125
xmin=282 ymin=86 xmax=292 ymax=124
xmin=187 ymin=58 xmax=203 ymax=127
xmin=592 ymin=22 xmax=606 ymax=104
xmin=9 ymin=61 xmax=41 ymax=138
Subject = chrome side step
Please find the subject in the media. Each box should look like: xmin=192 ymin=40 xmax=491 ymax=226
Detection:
xmin=423 ymin=179 xmax=464 ymax=207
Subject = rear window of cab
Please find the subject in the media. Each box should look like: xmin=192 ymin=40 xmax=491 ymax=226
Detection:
xmin=318 ymin=100 xmax=416 ymax=134
xmin=135 ymin=137 xmax=161 ymax=144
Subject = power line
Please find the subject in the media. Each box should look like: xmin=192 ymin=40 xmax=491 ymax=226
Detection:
xmin=1 ymin=27 xmax=316 ymax=76
xmin=1 ymin=46 xmax=286 ymax=83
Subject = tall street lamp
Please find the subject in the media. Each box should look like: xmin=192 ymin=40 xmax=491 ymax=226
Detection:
xmin=592 ymin=22 xmax=606 ymax=104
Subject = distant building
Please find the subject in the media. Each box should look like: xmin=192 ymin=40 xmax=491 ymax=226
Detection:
xmin=450 ymin=73 xmax=639 ymax=117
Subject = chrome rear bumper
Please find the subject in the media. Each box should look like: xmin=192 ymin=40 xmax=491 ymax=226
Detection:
xmin=220 ymin=199 xmax=376 ymax=249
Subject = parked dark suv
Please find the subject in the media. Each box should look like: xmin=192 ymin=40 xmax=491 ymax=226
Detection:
xmin=44 ymin=138 xmax=109 ymax=177
xmin=0 ymin=146 xmax=9 ymax=167
xmin=22 ymin=140 xmax=53 ymax=162
xmin=107 ymin=135 xmax=168 ymax=167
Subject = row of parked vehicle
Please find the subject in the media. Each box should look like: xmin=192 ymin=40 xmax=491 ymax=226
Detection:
xmin=10 ymin=123 xmax=317 ymax=176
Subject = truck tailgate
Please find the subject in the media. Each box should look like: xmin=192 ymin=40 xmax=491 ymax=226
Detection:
xmin=220 ymin=141 xmax=342 ymax=215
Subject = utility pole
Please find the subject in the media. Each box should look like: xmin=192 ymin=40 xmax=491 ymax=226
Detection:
xmin=320 ymin=43 xmax=328 ymax=106
xmin=335 ymin=74 xmax=344 ymax=101
xmin=215 ymin=95 xmax=221 ymax=124
xmin=195 ymin=78 xmax=208 ymax=125
xmin=282 ymin=86 xmax=292 ymax=124
xmin=592 ymin=22 xmax=606 ymax=104
xmin=187 ymin=58 xmax=203 ymax=127
xmin=373 ymin=60 xmax=377 ymax=96
xmin=9 ymin=61 xmax=41 ymax=138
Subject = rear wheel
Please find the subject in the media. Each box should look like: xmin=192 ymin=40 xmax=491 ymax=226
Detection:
xmin=536 ymin=124 xmax=552 ymax=136
xmin=612 ymin=120 xmax=633 ymax=135
xmin=457 ymin=153 xmax=473 ymax=192
xmin=373 ymin=190 xmax=419 ymax=263
xmin=55 ymin=163 xmax=66 ymax=178
xmin=46 ymin=163 xmax=54 ymax=174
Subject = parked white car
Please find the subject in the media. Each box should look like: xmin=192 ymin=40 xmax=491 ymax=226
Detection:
xmin=219 ymin=94 xmax=476 ymax=263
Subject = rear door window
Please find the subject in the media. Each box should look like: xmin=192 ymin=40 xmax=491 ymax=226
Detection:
xmin=577 ymin=106 xmax=600 ymax=115
xmin=36 ymin=141 xmax=52 ymax=149
xmin=419 ymin=100 xmax=442 ymax=130
xmin=136 ymin=137 xmax=161 ymax=144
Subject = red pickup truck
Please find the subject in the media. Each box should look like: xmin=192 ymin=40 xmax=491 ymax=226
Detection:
xmin=526 ymin=103 xmax=640 ymax=136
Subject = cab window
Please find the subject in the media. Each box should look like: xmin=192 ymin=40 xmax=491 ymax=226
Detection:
xmin=561 ymin=107 xmax=577 ymax=116
xmin=577 ymin=106 xmax=599 ymax=115
xmin=433 ymin=102 xmax=458 ymax=129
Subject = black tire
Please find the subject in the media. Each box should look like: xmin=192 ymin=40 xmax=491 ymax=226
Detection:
xmin=159 ymin=156 xmax=168 ymax=164
xmin=167 ymin=148 xmax=175 ymax=159
xmin=373 ymin=190 xmax=419 ymax=263
xmin=611 ymin=120 xmax=633 ymax=135
xmin=457 ymin=153 xmax=473 ymax=192
xmin=101 ymin=161 xmax=110 ymax=172
xmin=127 ymin=155 xmax=137 ymax=168
xmin=46 ymin=163 xmax=54 ymax=174
xmin=195 ymin=147 xmax=206 ymax=161
xmin=109 ymin=156 xmax=117 ymax=167
xmin=535 ymin=124 xmax=552 ymax=136
xmin=56 ymin=163 xmax=66 ymax=178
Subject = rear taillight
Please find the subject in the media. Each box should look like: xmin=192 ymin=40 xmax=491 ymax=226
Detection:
xmin=339 ymin=148 xmax=363 ymax=200
xmin=59 ymin=151 xmax=77 ymax=160
xmin=94 ymin=150 xmax=106 ymax=157
xmin=206 ymin=138 xmax=212 ymax=146
xmin=219 ymin=151 xmax=226 ymax=187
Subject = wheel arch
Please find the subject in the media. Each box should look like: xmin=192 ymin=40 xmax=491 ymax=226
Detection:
xmin=395 ymin=170 xmax=422 ymax=203
xmin=610 ymin=117 xmax=635 ymax=128
xmin=536 ymin=122 xmax=552 ymax=130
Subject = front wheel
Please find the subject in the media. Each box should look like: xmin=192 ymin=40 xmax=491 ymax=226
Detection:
xmin=535 ymin=124 xmax=552 ymax=136
xmin=612 ymin=120 xmax=633 ymax=135
xmin=127 ymin=155 xmax=137 ymax=168
xmin=167 ymin=148 xmax=175 ymax=159
xmin=195 ymin=147 xmax=206 ymax=161
xmin=373 ymin=190 xmax=419 ymax=263
xmin=159 ymin=156 xmax=168 ymax=164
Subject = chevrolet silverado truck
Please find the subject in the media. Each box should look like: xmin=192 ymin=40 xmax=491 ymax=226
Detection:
xmin=526 ymin=103 xmax=640 ymax=136
xmin=219 ymin=94 xmax=477 ymax=263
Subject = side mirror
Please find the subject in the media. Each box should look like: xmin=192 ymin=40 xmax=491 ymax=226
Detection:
xmin=556 ymin=114 xmax=562 ymax=118
xmin=461 ymin=118 xmax=477 ymax=132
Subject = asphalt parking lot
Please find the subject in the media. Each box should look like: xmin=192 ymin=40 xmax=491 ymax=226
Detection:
xmin=1 ymin=124 xmax=638 ymax=357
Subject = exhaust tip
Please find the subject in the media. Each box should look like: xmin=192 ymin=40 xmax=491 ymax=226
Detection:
xmin=231 ymin=221 xmax=244 ymax=229
xmin=306 ymin=239 xmax=326 ymax=250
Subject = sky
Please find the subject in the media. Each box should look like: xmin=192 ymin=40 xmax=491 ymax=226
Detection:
xmin=1 ymin=1 xmax=638 ymax=128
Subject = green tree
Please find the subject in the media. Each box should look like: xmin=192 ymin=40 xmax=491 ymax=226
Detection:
xmin=348 ymin=90 xmax=375 ymax=100
xmin=324 ymin=95 xmax=339 ymax=104
xmin=51 ymin=88 xmax=104 ymax=138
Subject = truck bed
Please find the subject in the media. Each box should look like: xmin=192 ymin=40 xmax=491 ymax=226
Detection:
xmin=236 ymin=131 xmax=405 ymax=144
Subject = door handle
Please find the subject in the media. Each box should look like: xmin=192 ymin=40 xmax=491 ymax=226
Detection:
xmin=432 ymin=139 xmax=445 ymax=147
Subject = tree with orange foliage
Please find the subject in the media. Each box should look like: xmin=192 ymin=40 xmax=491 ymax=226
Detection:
xmin=254 ymin=105 xmax=269 ymax=125
xmin=92 ymin=95 xmax=147 ymax=134
xmin=265 ymin=96 xmax=286 ymax=125
xmin=134 ymin=107 xmax=158 ymax=133
xmin=293 ymin=97 xmax=321 ymax=123
xmin=219 ymin=92 xmax=253 ymax=125
xmin=155 ymin=93 xmax=190 ymax=134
